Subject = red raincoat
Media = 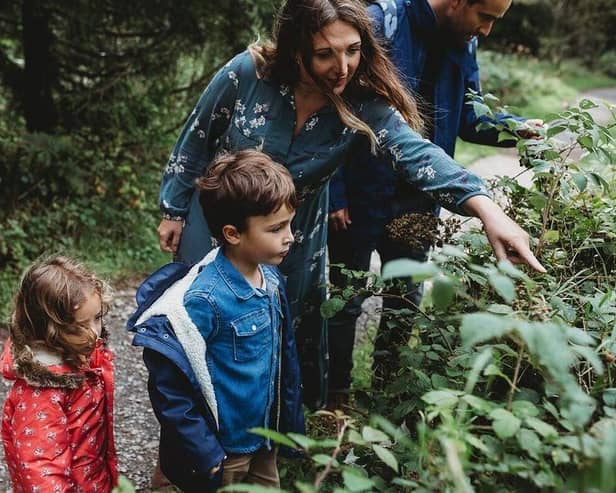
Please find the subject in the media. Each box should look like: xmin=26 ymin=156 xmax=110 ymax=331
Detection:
xmin=1 ymin=340 xmax=117 ymax=492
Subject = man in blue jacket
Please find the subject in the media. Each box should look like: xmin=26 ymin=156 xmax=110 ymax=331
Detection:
xmin=327 ymin=0 xmax=542 ymax=403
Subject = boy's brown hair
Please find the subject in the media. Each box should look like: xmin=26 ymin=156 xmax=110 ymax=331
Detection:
xmin=11 ymin=255 xmax=111 ymax=372
xmin=196 ymin=150 xmax=298 ymax=242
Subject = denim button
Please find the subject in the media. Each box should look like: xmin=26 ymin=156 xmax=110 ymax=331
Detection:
xmin=251 ymin=324 xmax=257 ymax=331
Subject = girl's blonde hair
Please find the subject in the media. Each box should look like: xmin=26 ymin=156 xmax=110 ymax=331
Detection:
xmin=249 ymin=0 xmax=423 ymax=152
xmin=10 ymin=255 xmax=111 ymax=370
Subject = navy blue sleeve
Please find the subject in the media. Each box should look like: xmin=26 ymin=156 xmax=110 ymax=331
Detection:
xmin=458 ymin=40 xmax=524 ymax=147
xmin=143 ymin=349 xmax=225 ymax=480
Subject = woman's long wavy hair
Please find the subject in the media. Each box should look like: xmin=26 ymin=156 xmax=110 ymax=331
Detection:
xmin=249 ymin=0 xmax=423 ymax=152
xmin=10 ymin=255 xmax=111 ymax=370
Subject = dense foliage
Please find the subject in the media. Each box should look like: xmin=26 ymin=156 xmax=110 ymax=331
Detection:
xmin=0 ymin=0 xmax=276 ymax=318
xmin=485 ymin=0 xmax=616 ymax=74
xmin=231 ymin=97 xmax=616 ymax=492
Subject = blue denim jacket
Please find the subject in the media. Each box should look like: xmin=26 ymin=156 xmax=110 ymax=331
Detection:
xmin=127 ymin=249 xmax=304 ymax=492
xmin=329 ymin=0 xmax=521 ymax=246
xmin=184 ymin=248 xmax=282 ymax=453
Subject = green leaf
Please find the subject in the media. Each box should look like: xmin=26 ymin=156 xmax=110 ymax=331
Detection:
xmin=462 ymin=394 xmax=494 ymax=413
xmin=312 ymin=453 xmax=337 ymax=466
xmin=348 ymin=429 xmax=366 ymax=445
xmin=488 ymin=272 xmax=516 ymax=303
xmin=579 ymin=98 xmax=599 ymax=110
xmin=460 ymin=313 xmax=513 ymax=347
xmin=422 ymin=390 xmax=460 ymax=408
xmin=288 ymin=433 xmax=316 ymax=450
xmin=431 ymin=276 xmax=455 ymax=310
xmin=497 ymin=260 xmax=532 ymax=283
xmin=511 ymin=400 xmax=540 ymax=418
xmin=248 ymin=428 xmax=297 ymax=449
xmin=498 ymin=130 xmax=515 ymax=143
xmin=525 ymin=417 xmax=558 ymax=439
xmin=490 ymin=408 xmax=522 ymax=439
xmin=372 ymin=444 xmax=399 ymax=472
xmin=381 ymin=259 xmax=440 ymax=281
xmin=472 ymin=101 xmax=491 ymax=118
xmin=320 ymin=297 xmax=346 ymax=319
xmin=517 ymin=428 xmax=543 ymax=458
xmin=577 ymin=135 xmax=594 ymax=150
xmin=440 ymin=244 xmax=468 ymax=258
xmin=466 ymin=434 xmax=490 ymax=453
xmin=342 ymin=470 xmax=375 ymax=492
xmin=220 ymin=484 xmax=289 ymax=492
xmin=543 ymin=230 xmax=560 ymax=244
xmin=571 ymin=172 xmax=588 ymax=192
xmin=294 ymin=482 xmax=317 ymax=493
xmin=362 ymin=426 xmax=389 ymax=443
xmin=112 ymin=476 xmax=137 ymax=493
xmin=603 ymin=389 xmax=616 ymax=407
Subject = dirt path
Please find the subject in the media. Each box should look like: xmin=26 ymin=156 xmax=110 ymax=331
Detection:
xmin=469 ymin=88 xmax=616 ymax=184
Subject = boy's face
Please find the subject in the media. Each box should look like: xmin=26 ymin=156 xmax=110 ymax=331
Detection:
xmin=234 ymin=204 xmax=295 ymax=267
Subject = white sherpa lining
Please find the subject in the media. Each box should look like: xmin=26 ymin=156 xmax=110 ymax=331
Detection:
xmin=136 ymin=248 xmax=220 ymax=427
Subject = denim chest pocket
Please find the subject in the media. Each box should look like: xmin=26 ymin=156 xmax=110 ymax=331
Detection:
xmin=230 ymin=308 xmax=271 ymax=362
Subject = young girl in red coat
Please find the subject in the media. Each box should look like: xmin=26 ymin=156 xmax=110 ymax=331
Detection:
xmin=1 ymin=255 xmax=117 ymax=492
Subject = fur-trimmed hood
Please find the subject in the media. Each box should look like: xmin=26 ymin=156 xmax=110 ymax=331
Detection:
xmin=1 ymin=339 xmax=101 ymax=390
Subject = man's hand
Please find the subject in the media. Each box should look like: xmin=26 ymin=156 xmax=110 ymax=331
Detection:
xmin=158 ymin=219 xmax=183 ymax=254
xmin=328 ymin=208 xmax=352 ymax=232
xmin=463 ymin=195 xmax=546 ymax=273
xmin=516 ymin=118 xmax=544 ymax=139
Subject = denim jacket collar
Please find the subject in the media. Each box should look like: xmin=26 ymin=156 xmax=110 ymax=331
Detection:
xmin=214 ymin=248 xmax=279 ymax=300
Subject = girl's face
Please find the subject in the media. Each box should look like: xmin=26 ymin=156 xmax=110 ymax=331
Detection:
xmin=74 ymin=290 xmax=103 ymax=338
xmin=298 ymin=20 xmax=362 ymax=95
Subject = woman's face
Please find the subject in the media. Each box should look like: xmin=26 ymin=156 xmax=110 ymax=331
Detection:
xmin=298 ymin=20 xmax=362 ymax=95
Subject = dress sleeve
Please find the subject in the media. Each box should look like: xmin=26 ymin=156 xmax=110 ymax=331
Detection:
xmin=159 ymin=52 xmax=249 ymax=217
xmin=8 ymin=385 xmax=73 ymax=491
xmin=358 ymin=99 xmax=490 ymax=215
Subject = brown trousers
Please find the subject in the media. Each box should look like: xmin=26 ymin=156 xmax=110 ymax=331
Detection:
xmin=221 ymin=447 xmax=279 ymax=488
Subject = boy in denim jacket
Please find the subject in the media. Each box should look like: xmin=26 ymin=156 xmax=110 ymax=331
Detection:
xmin=128 ymin=150 xmax=304 ymax=492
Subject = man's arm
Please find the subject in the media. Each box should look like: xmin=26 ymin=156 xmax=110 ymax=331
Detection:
xmin=458 ymin=40 xmax=541 ymax=146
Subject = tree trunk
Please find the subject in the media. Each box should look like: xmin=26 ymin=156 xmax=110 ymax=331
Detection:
xmin=22 ymin=0 xmax=58 ymax=132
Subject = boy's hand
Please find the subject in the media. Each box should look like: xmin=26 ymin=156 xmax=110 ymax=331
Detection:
xmin=209 ymin=462 xmax=222 ymax=476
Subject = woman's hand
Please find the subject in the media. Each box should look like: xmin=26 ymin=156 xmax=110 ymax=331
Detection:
xmin=158 ymin=219 xmax=184 ymax=254
xmin=328 ymin=208 xmax=352 ymax=232
xmin=463 ymin=195 xmax=546 ymax=273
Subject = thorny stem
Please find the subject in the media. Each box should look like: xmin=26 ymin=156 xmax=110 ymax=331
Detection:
xmin=313 ymin=416 xmax=349 ymax=490
xmin=507 ymin=348 xmax=524 ymax=411
xmin=536 ymin=143 xmax=576 ymax=256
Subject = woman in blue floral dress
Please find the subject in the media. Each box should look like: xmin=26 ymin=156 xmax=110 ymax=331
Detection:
xmin=157 ymin=0 xmax=544 ymax=408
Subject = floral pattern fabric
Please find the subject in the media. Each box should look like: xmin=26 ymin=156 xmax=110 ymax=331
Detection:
xmin=1 ymin=341 xmax=117 ymax=492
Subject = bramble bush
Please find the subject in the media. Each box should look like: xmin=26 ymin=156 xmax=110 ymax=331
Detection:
xmin=213 ymin=96 xmax=616 ymax=492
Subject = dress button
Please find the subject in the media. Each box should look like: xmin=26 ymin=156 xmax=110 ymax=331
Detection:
xmin=251 ymin=324 xmax=257 ymax=331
